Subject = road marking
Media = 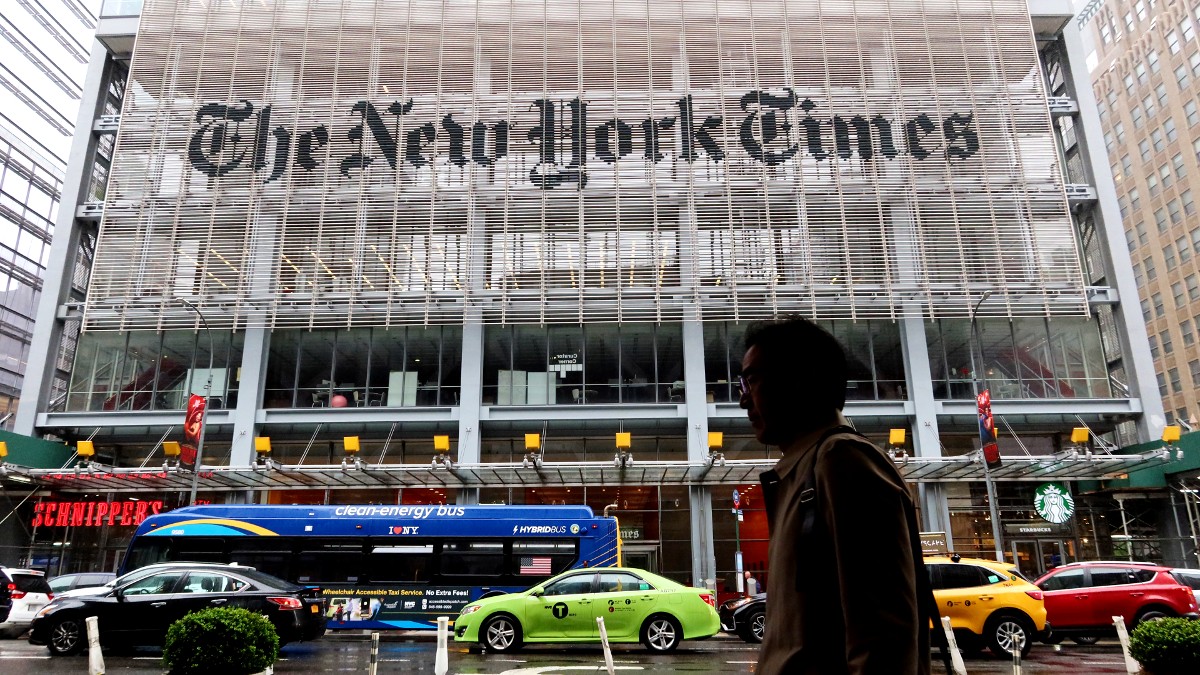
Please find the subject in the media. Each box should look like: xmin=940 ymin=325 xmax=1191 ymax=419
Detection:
xmin=727 ymin=661 xmax=758 ymax=664
xmin=0 ymin=655 xmax=50 ymax=659
xmin=496 ymin=662 xmax=648 ymax=667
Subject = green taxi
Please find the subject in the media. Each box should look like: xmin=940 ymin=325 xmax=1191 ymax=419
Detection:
xmin=453 ymin=567 xmax=720 ymax=652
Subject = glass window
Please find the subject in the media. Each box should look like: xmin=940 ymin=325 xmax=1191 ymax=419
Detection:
xmin=123 ymin=572 xmax=185 ymax=595
xmin=368 ymin=544 xmax=434 ymax=583
xmin=1170 ymin=368 xmax=1183 ymax=393
xmin=1182 ymin=320 xmax=1195 ymax=347
xmin=1090 ymin=568 xmax=1140 ymax=587
xmin=1191 ymin=359 xmax=1200 ymax=387
xmin=295 ymin=541 xmax=364 ymax=584
xmin=935 ymin=564 xmax=988 ymax=590
xmin=1040 ymin=569 xmax=1086 ymax=591
xmin=181 ymin=572 xmax=248 ymax=593
xmin=542 ymin=573 xmax=596 ymax=596
xmin=511 ymin=540 xmax=578 ymax=577
xmin=440 ymin=541 xmax=504 ymax=576
xmin=597 ymin=572 xmax=650 ymax=593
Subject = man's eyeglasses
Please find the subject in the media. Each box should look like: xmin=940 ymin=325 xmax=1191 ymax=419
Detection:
xmin=737 ymin=375 xmax=749 ymax=395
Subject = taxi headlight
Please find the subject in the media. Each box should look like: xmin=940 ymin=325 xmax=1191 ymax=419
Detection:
xmin=460 ymin=605 xmax=481 ymax=615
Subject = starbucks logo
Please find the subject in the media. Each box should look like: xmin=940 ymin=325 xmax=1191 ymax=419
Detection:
xmin=1034 ymin=483 xmax=1075 ymax=524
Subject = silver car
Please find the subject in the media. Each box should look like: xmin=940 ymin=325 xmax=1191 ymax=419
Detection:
xmin=1170 ymin=568 xmax=1200 ymax=605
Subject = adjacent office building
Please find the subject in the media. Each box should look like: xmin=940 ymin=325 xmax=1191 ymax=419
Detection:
xmin=0 ymin=1 xmax=99 ymax=427
xmin=6 ymin=0 xmax=1185 ymax=584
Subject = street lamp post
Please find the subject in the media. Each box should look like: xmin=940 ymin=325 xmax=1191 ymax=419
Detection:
xmin=969 ymin=291 xmax=1006 ymax=563
xmin=177 ymin=297 xmax=213 ymax=505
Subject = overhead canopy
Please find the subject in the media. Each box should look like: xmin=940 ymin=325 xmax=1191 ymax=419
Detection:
xmin=11 ymin=451 xmax=1177 ymax=493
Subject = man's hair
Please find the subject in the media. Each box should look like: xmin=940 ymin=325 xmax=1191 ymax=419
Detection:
xmin=743 ymin=316 xmax=848 ymax=410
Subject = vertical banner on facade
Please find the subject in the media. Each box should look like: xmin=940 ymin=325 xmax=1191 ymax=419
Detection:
xmin=180 ymin=394 xmax=206 ymax=470
xmin=976 ymin=390 xmax=1001 ymax=469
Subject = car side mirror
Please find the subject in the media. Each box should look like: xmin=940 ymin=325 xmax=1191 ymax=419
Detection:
xmin=530 ymin=586 xmax=545 ymax=597
xmin=113 ymin=588 xmax=125 ymax=602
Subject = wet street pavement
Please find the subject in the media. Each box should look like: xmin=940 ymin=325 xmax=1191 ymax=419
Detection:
xmin=0 ymin=635 xmax=1134 ymax=673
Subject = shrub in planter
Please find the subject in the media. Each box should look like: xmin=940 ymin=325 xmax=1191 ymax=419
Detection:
xmin=1128 ymin=617 xmax=1200 ymax=675
xmin=162 ymin=607 xmax=280 ymax=675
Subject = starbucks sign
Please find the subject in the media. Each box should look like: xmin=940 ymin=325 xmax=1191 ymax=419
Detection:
xmin=1034 ymin=483 xmax=1075 ymax=525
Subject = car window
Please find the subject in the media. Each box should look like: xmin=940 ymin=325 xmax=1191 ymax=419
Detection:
xmin=123 ymin=572 xmax=185 ymax=595
xmin=48 ymin=576 xmax=77 ymax=593
xmin=542 ymin=574 xmax=594 ymax=596
xmin=1090 ymin=568 xmax=1140 ymax=587
xmin=597 ymin=573 xmax=649 ymax=593
xmin=181 ymin=572 xmax=249 ymax=594
xmin=934 ymin=564 xmax=987 ymax=590
xmin=1040 ymin=568 xmax=1086 ymax=591
xmin=81 ymin=574 xmax=113 ymax=586
xmin=11 ymin=573 xmax=53 ymax=594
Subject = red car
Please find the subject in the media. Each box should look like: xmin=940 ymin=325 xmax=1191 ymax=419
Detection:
xmin=1034 ymin=562 xmax=1199 ymax=641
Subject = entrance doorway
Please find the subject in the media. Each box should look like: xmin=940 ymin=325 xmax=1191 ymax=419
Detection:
xmin=623 ymin=544 xmax=659 ymax=573
xmin=1011 ymin=539 xmax=1074 ymax=579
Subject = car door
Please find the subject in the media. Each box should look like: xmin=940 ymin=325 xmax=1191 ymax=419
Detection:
xmin=592 ymin=572 xmax=653 ymax=639
xmin=525 ymin=572 xmax=597 ymax=640
xmin=1085 ymin=567 xmax=1146 ymax=626
xmin=1038 ymin=568 xmax=1091 ymax=628
xmin=173 ymin=571 xmax=255 ymax=621
xmin=931 ymin=564 xmax=989 ymax=632
xmin=110 ymin=571 xmax=187 ymax=644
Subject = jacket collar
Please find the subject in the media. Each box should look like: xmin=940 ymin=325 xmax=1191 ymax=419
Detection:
xmin=771 ymin=411 xmax=851 ymax=480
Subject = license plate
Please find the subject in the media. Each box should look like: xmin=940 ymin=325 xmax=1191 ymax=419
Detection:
xmin=28 ymin=604 xmax=43 ymax=612
xmin=310 ymin=605 xmax=318 ymax=614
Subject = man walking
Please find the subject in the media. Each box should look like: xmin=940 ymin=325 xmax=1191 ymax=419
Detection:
xmin=740 ymin=317 xmax=930 ymax=675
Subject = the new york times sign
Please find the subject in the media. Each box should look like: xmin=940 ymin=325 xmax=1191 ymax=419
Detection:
xmin=188 ymin=89 xmax=980 ymax=189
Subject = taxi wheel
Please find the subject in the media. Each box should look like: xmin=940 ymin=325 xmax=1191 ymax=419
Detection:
xmin=641 ymin=614 xmax=682 ymax=652
xmin=47 ymin=617 xmax=84 ymax=656
xmin=1072 ymin=636 xmax=1100 ymax=645
xmin=481 ymin=614 xmax=522 ymax=653
xmin=985 ymin=614 xmax=1034 ymax=659
xmin=737 ymin=610 xmax=765 ymax=644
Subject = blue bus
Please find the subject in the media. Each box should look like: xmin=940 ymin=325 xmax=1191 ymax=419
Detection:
xmin=121 ymin=504 xmax=621 ymax=630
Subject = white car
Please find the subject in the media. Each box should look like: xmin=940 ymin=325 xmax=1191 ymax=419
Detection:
xmin=0 ymin=568 xmax=54 ymax=638
xmin=1170 ymin=568 xmax=1200 ymax=605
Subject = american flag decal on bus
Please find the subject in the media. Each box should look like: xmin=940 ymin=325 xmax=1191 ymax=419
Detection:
xmin=519 ymin=556 xmax=553 ymax=575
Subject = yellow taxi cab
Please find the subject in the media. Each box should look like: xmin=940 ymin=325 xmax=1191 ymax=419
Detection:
xmin=926 ymin=555 xmax=1048 ymax=657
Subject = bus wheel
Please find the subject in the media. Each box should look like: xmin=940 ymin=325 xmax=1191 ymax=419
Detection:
xmin=482 ymin=614 xmax=522 ymax=653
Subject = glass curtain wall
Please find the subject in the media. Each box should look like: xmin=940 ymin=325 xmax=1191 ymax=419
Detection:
xmin=480 ymin=432 xmax=688 ymax=463
xmin=927 ymin=317 xmax=1111 ymax=400
xmin=482 ymin=323 xmax=683 ymax=405
xmin=478 ymin=485 xmax=693 ymax=586
xmin=703 ymin=320 xmax=907 ymax=403
xmin=264 ymin=326 xmax=462 ymax=408
xmin=67 ymin=331 xmax=243 ymax=411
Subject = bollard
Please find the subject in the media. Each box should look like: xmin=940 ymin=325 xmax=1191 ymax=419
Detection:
xmin=1009 ymin=633 xmax=1022 ymax=675
xmin=940 ymin=617 xmax=968 ymax=675
xmin=369 ymin=631 xmax=379 ymax=675
xmin=1112 ymin=616 xmax=1140 ymax=675
xmin=596 ymin=616 xmax=616 ymax=675
xmin=86 ymin=616 xmax=104 ymax=675
xmin=435 ymin=616 xmax=449 ymax=675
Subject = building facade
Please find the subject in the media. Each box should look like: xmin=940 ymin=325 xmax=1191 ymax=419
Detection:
xmin=1087 ymin=1 xmax=1200 ymax=430
xmin=0 ymin=0 xmax=99 ymax=426
xmin=7 ymin=0 xmax=1183 ymax=587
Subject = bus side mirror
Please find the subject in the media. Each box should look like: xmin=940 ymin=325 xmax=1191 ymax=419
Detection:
xmin=530 ymin=586 xmax=545 ymax=597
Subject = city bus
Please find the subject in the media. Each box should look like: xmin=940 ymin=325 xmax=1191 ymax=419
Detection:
xmin=121 ymin=503 xmax=621 ymax=629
